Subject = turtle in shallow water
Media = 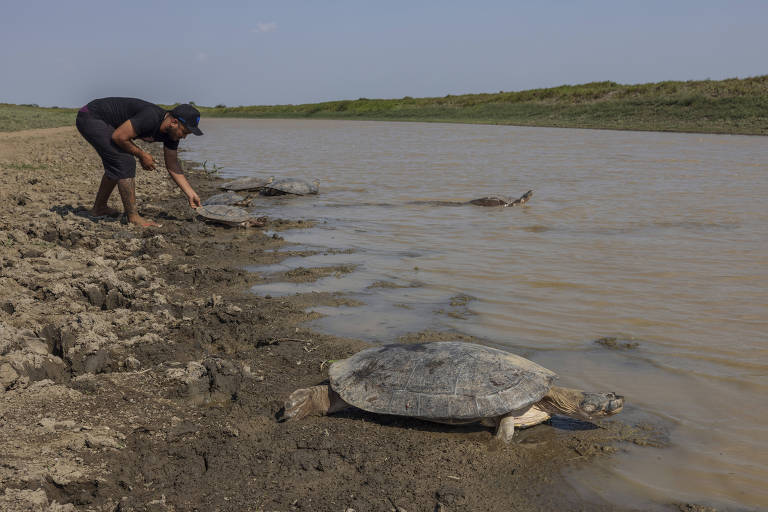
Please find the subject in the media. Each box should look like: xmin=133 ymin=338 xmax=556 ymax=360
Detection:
xmin=261 ymin=177 xmax=319 ymax=196
xmin=468 ymin=190 xmax=533 ymax=207
xmin=219 ymin=175 xmax=274 ymax=192
xmin=195 ymin=204 xmax=267 ymax=228
xmin=202 ymin=191 xmax=247 ymax=206
xmin=282 ymin=341 xmax=623 ymax=442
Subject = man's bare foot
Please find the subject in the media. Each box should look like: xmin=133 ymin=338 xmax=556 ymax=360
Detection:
xmin=90 ymin=206 xmax=121 ymax=218
xmin=127 ymin=214 xmax=161 ymax=228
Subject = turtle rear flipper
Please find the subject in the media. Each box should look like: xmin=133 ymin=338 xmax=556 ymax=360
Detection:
xmin=282 ymin=385 xmax=348 ymax=421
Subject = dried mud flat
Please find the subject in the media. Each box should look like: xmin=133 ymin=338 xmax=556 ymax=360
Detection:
xmin=0 ymin=128 xmax=695 ymax=512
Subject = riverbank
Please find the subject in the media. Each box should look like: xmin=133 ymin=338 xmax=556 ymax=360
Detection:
xmin=201 ymin=75 xmax=768 ymax=136
xmin=3 ymin=75 xmax=767 ymax=136
xmin=1 ymin=128 xmax=702 ymax=512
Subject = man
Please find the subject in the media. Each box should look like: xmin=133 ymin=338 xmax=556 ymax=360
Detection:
xmin=76 ymin=97 xmax=203 ymax=227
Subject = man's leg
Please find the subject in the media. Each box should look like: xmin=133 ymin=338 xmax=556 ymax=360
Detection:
xmin=90 ymin=175 xmax=121 ymax=217
xmin=76 ymin=112 xmax=158 ymax=228
xmin=77 ymin=113 xmax=122 ymax=219
xmin=117 ymin=178 xmax=159 ymax=227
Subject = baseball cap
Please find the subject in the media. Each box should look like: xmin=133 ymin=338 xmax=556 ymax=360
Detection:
xmin=170 ymin=104 xmax=203 ymax=135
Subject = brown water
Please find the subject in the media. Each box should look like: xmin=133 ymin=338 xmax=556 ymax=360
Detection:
xmin=186 ymin=119 xmax=768 ymax=510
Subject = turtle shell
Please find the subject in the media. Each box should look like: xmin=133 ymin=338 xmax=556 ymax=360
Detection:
xmin=468 ymin=190 xmax=533 ymax=207
xmin=202 ymin=191 xmax=246 ymax=206
xmin=468 ymin=196 xmax=512 ymax=206
xmin=329 ymin=342 xmax=556 ymax=420
xmin=196 ymin=204 xmax=253 ymax=226
xmin=262 ymin=178 xmax=319 ymax=196
xmin=220 ymin=175 xmax=274 ymax=191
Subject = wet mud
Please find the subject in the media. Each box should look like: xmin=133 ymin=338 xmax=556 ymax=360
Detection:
xmin=0 ymin=128 xmax=703 ymax=511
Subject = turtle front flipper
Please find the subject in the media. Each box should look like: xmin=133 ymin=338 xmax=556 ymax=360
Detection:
xmin=282 ymin=385 xmax=349 ymax=421
xmin=495 ymin=414 xmax=517 ymax=443
xmin=493 ymin=405 xmax=553 ymax=443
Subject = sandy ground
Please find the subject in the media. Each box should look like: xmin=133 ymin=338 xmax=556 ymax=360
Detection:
xmin=0 ymin=128 xmax=704 ymax=512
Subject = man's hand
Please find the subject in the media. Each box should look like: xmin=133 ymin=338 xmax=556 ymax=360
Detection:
xmin=187 ymin=191 xmax=202 ymax=209
xmin=164 ymin=147 xmax=200 ymax=208
xmin=139 ymin=151 xmax=156 ymax=171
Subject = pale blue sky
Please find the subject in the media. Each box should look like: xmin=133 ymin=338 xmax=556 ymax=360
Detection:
xmin=1 ymin=0 xmax=766 ymax=108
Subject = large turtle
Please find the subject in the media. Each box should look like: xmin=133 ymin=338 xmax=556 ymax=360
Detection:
xmin=195 ymin=204 xmax=267 ymax=228
xmin=468 ymin=190 xmax=533 ymax=207
xmin=219 ymin=175 xmax=274 ymax=192
xmin=202 ymin=191 xmax=247 ymax=206
xmin=282 ymin=341 xmax=623 ymax=442
xmin=261 ymin=177 xmax=319 ymax=196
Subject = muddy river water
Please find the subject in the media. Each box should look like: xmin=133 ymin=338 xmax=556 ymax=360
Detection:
xmin=184 ymin=118 xmax=767 ymax=510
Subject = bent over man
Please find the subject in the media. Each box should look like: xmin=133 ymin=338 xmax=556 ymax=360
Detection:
xmin=76 ymin=97 xmax=203 ymax=227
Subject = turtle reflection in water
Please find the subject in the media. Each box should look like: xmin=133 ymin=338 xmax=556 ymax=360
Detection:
xmin=195 ymin=204 xmax=267 ymax=228
xmin=282 ymin=341 xmax=623 ymax=443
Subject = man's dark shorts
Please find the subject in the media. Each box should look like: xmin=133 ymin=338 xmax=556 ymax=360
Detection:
xmin=76 ymin=107 xmax=136 ymax=180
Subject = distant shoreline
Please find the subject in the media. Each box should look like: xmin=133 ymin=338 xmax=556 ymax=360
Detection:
xmin=3 ymin=75 xmax=767 ymax=135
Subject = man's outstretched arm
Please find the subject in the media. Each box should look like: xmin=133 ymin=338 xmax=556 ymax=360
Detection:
xmin=164 ymin=147 xmax=201 ymax=208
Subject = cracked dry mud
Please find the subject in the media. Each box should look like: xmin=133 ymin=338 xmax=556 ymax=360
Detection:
xmin=0 ymin=127 xmax=681 ymax=512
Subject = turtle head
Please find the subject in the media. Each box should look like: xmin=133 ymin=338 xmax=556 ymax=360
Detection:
xmin=510 ymin=190 xmax=533 ymax=207
xmin=576 ymin=391 xmax=624 ymax=419
xmin=542 ymin=386 xmax=624 ymax=420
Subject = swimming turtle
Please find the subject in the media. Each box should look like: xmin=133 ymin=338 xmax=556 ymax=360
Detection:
xmin=468 ymin=190 xmax=533 ymax=207
xmin=261 ymin=177 xmax=319 ymax=196
xmin=282 ymin=341 xmax=623 ymax=443
xmin=195 ymin=204 xmax=267 ymax=228
xmin=219 ymin=175 xmax=274 ymax=192
xmin=202 ymin=191 xmax=247 ymax=206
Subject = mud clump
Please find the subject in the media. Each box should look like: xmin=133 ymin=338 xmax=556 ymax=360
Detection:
xmin=164 ymin=356 xmax=244 ymax=405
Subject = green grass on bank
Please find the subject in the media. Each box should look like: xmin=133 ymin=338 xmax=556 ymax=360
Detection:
xmin=3 ymin=76 xmax=767 ymax=134
xmin=198 ymin=76 xmax=768 ymax=135
xmin=0 ymin=103 xmax=77 ymax=132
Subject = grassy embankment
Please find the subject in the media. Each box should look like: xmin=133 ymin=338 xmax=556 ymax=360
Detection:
xmin=3 ymin=75 xmax=767 ymax=134
xmin=0 ymin=103 xmax=77 ymax=132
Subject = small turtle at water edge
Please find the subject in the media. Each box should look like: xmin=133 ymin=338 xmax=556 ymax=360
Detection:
xmin=219 ymin=175 xmax=275 ymax=192
xmin=282 ymin=341 xmax=623 ymax=443
xmin=202 ymin=191 xmax=247 ymax=206
xmin=468 ymin=190 xmax=533 ymax=207
xmin=261 ymin=177 xmax=319 ymax=196
xmin=195 ymin=204 xmax=267 ymax=228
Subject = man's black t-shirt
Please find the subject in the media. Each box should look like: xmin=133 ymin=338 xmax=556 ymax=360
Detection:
xmin=86 ymin=97 xmax=179 ymax=150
